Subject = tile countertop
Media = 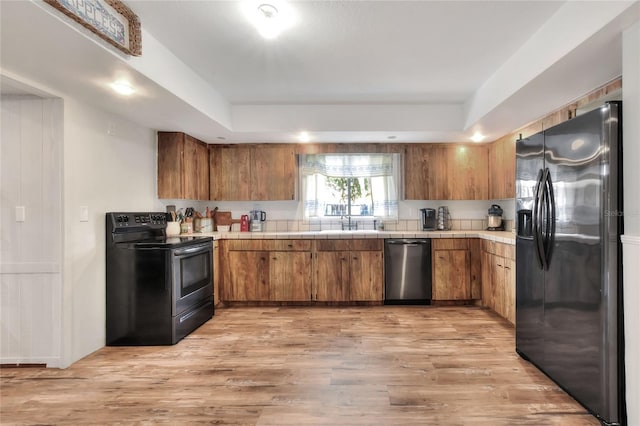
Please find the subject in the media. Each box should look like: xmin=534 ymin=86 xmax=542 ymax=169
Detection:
xmin=190 ymin=230 xmax=516 ymax=245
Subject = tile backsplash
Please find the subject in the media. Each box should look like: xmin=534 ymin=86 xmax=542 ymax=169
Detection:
xmin=229 ymin=218 xmax=515 ymax=232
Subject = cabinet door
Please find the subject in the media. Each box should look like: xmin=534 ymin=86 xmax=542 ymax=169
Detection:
xmin=269 ymin=252 xmax=312 ymax=301
xmin=447 ymin=145 xmax=488 ymax=200
xmin=209 ymin=145 xmax=251 ymax=200
xmin=213 ymin=241 xmax=220 ymax=306
xmin=315 ymin=251 xmax=349 ymax=301
xmin=481 ymin=250 xmax=493 ymax=309
xmin=251 ymin=145 xmax=296 ymax=200
xmin=349 ymin=251 xmax=383 ymax=301
xmin=489 ymin=138 xmax=516 ymax=200
xmin=503 ymin=258 xmax=515 ymax=324
xmin=433 ymin=249 xmax=470 ymax=300
xmin=195 ymin=140 xmax=209 ymax=200
xmin=182 ymin=135 xmax=200 ymax=200
xmin=491 ymin=256 xmax=506 ymax=318
xmin=404 ymin=145 xmax=430 ymax=200
xmin=157 ymin=132 xmax=184 ymax=198
xmin=227 ymin=251 xmax=270 ymax=301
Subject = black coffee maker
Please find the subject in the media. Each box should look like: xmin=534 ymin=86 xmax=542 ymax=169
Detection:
xmin=420 ymin=208 xmax=436 ymax=231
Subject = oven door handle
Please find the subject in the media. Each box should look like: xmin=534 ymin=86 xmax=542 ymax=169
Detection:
xmin=173 ymin=244 xmax=211 ymax=256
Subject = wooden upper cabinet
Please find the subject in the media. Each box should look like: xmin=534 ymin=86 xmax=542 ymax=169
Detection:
xmin=209 ymin=144 xmax=296 ymax=201
xmin=157 ymin=132 xmax=183 ymax=199
xmin=404 ymin=144 xmax=488 ymax=200
xmin=251 ymin=145 xmax=296 ymax=200
xmin=404 ymin=145 xmax=431 ymax=200
xmin=209 ymin=145 xmax=251 ymax=200
xmin=447 ymin=145 xmax=488 ymax=200
xmin=157 ymin=132 xmax=209 ymax=200
xmin=489 ymin=137 xmax=516 ymax=199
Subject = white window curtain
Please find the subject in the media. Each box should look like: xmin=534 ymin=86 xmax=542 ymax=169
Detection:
xmin=300 ymin=153 xmax=400 ymax=219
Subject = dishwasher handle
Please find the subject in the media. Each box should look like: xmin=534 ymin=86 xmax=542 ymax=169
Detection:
xmin=386 ymin=239 xmax=430 ymax=245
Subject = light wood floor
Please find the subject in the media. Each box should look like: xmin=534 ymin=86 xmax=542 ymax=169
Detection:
xmin=1 ymin=306 xmax=598 ymax=425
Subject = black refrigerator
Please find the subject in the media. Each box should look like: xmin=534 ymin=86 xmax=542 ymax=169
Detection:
xmin=515 ymin=102 xmax=625 ymax=425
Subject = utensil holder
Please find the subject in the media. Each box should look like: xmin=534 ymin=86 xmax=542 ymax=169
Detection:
xmin=166 ymin=222 xmax=180 ymax=236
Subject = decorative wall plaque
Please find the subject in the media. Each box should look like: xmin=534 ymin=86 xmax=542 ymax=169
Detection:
xmin=44 ymin=0 xmax=141 ymax=56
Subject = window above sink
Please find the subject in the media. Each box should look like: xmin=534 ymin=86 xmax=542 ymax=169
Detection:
xmin=300 ymin=153 xmax=400 ymax=221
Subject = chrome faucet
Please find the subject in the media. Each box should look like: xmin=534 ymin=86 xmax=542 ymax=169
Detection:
xmin=341 ymin=215 xmax=358 ymax=230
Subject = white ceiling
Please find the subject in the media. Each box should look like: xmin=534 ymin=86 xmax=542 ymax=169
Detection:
xmin=1 ymin=1 xmax=638 ymax=144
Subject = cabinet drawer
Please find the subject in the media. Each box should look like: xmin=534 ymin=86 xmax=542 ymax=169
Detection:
xmin=226 ymin=239 xmax=312 ymax=251
xmin=432 ymin=238 xmax=468 ymax=250
xmin=225 ymin=240 xmax=263 ymax=251
xmin=315 ymin=239 xmax=383 ymax=251
xmin=481 ymin=239 xmax=495 ymax=254
xmin=315 ymin=240 xmax=352 ymax=251
xmin=261 ymin=240 xmax=312 ymax=251
xmin=350 ymin=239 xmax=382 ymax=251
xmin=494 ymin=242 xmax=514 ymax=259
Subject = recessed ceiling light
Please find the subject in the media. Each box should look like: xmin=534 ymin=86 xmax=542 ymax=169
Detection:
xmin=298 ymin=131 xmax=310 ymax=143
xmin=110 ymin=80 xmax=135 ymax=96
xmin=217 ymin=136 xmax=227 ymax=140
xmin=387 ymin=136 xmax=397 ymax=140
xmin=470 ymin=132 xmax=485 ymax=143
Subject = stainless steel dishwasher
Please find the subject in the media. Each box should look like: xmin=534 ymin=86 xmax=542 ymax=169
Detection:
xmin=384 ymin=239 xmax=432 ymax=304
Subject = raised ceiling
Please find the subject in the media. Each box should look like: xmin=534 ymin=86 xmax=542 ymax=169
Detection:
xmin=1 ymin=1 xmax=638 ymax=144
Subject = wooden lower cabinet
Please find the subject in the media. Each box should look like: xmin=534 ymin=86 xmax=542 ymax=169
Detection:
xmin=431 ymin=238 xmax=480 ymax=301
xmin=481 ymin=240 xmax=516 ymax=324
xmin=269 ymin=252 xmax=312 ymax=301
xmin=349 ymin=250 xmax=384 ymax=301
xmin=315 ymin=251 xmax=349 ymax=301
xmin=503 ymin=258 xmax=515 ymax=324
xmin=227 ymin=251 xmax=270 ymax=301
xmin=433 ymin=249 xmax=470 ymax=300
xmin=314 ymin=240 xmax=383 ymax=302
xmin=223 ymin=240 xmax=313 ymax=302
xmin=213 ymin=240 xmax=220 ymax=306
xmin=223 ymin=239 xmax=383 ymax=303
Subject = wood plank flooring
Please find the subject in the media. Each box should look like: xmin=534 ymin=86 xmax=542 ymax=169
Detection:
xmin=0 ymin=306 xmax=598 ymax=425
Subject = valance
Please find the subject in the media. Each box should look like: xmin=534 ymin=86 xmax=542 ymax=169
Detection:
xmin=300 ymin=154 xmax=396 ymax=177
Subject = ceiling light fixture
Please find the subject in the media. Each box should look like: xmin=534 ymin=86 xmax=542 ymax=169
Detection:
xmin=110 ymin=80 xmax=135 ymax=96
xmin=470 ymin=132 xmax=485 ymax=143
xmin=243 ymin=1 xmax=296 ymax=39
xmin=298 ymin=131 xmax=310 ymax=143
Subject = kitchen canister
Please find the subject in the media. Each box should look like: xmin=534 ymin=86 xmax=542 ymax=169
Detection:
xmin=437 ymin=206 xmax=451 ymax=230
xmin=180 ymin=222 xmax=193 ymax=234
xmin=166 ymin=221 xmax=181 ymax=236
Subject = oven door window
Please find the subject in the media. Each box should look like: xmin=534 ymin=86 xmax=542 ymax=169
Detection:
xmin=179 ymin=252 xmax=211 ymax=297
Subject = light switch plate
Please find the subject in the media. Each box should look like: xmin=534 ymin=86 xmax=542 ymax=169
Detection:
xmin=15 ymin=206 xmax=25 ymax=222
xmin=80 ymin=206 xmax=89 ymax=222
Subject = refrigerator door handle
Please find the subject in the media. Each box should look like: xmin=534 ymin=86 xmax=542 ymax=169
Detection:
xmin=533 ymin=168 xmax=546 ymax=269
xmin=543 ymin=168 xmax=556 ymax=266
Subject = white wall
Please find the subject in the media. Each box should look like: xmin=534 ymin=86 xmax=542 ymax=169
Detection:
xmin=61 ymin=97 xmax=158 ymax=366
xmin=0 ymin=96 xmax=63 ymax=366
xmin=622 ymin=20 xmax=640 ymax=426
xmin=1 ymin=87 xmax=159 ymax=368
